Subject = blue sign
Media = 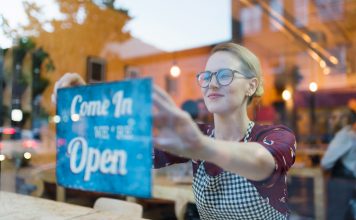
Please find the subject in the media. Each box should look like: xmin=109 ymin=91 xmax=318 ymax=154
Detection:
xmin=56 ymin=78 xmax=152 ymax=198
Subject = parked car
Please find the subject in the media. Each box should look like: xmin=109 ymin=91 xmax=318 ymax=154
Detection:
xmin=0 ymin=127 xmax=41 ymax=167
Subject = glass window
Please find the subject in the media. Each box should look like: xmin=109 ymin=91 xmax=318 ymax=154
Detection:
xmin=240 ymin=5 xmax=262 ymax=35
xmin=316 ymin=0 xmax=344 ymax=21
xmin=270 ymin=0 xmax=284 ymax=31
xmin=294 ymin=0 xmax=309 ymax=27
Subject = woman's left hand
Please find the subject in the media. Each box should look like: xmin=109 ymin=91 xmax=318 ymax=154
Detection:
xmin=153 ymin=86 xmax=206 ymax=159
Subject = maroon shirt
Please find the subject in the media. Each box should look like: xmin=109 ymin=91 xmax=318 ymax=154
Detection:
xmin=153 ymin=123 xmax=296 ymax=215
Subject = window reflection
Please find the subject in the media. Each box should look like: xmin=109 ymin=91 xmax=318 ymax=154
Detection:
xmin=1 ymin=1 xmax=355 ymax=219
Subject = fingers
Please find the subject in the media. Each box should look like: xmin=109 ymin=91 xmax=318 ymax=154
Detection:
xmin=153 ymin=136 xmax=185 ymax=157
xmin=153 ymin=111 xmax=175 ymax=131
xmin=153 ymin=93 xmax=174 ymax=113
xmin=153 ymin=137 xmax=174 ymax=149
xmin=60 ymin=73 xmax=86 ymax=88
xmin=153 ymin=86 xmax=191 ymax=131
xmin=153 ymin=130 xmax=179 ymax=149
xmin=153 ymin=93 xmax=187 ymax=128
xmin=153 ymin=85 xmax=176 ymax=105
xmin=153 ymin=86 xmax=182 ymax=115
xmin=52 ymin=73 xmax=86 ymax=104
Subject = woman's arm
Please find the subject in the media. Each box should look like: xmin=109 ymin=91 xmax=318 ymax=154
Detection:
xmin=153 ymin=86 xmax=293 ymax=181
xmin=155 ymin=120 xmax=275 ymax=181
xmin=201 ymin=137 xmax=275 ymax=181
xmin=321 ymin=128 xmax=351 ymax=170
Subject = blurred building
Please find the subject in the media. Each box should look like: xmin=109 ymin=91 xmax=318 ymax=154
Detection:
xmin=113 ymin=0 xmax=356 ymax=141
xmin=4 ymin=0 xmax=353 ymax=141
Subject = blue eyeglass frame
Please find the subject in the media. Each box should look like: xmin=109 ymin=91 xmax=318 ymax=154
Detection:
xmin=196 ymin=68 xmax=246 ymax=88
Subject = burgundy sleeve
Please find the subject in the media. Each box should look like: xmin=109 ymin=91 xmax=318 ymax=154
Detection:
xmin=153 ymin=148 xmax=190 ymax=169
xmin=253 ymin=126 xmax=296 ymax=187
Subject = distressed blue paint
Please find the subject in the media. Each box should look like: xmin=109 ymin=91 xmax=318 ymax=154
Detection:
xmin=56 ymin=78 xmax=152 ymax=198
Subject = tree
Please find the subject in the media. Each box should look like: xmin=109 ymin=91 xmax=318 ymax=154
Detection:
xmin=1 ymin=0 xmax=131 ymax=126
xmin=19 ymin=0 xmax=131 ymax=52
xmin=30 ymin=0 xmax=131 ymax=116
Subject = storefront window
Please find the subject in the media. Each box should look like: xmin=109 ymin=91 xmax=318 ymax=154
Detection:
xmin=1 ymin=1 xmax=355 ymax=219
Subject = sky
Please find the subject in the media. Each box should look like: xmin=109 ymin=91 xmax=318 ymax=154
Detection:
xmin=0 ymin=0 xmax=63 ymax=48
xmin=0 ymin=0 xmax=232 ymax=52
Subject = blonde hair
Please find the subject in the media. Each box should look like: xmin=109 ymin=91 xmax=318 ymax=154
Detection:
xmin=211 ymin=42 xmax=264 ymax=103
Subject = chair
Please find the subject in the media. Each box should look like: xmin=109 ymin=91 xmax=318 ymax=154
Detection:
xmin=93 ymin=197 xmax=143 ymax=218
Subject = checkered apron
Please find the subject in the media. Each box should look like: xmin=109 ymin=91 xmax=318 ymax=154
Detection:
xmin=192 ymin=122 xmax=287 ymax=220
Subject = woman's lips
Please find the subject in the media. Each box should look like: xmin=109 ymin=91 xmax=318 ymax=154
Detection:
xmin=207 ymin=93 xmax=224 ymax=100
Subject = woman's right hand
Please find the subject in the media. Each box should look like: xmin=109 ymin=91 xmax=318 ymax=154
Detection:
xmin=51 ymin=73 xmax=86 ymax=105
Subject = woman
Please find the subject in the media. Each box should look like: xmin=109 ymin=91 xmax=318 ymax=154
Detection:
xmin=321 ymin=102 xmax=356 ymax=220
xmin=53 ymin=43 xmax=296 ymax=219
xmin=321 ymin=103 xmax=356 ymax=177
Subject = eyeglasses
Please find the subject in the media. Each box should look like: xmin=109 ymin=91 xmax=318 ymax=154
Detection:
xmin=196 ymin=68 xmax=247 ymax=88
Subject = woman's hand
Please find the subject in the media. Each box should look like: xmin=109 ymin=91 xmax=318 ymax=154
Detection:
xmin=51 ymin=73 xmax=86 ymax=104
xmin=153 ymin=86 xmax=207 ymax=159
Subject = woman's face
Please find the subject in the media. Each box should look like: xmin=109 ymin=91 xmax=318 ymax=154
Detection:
xmin=201 ymin=51 xmax=254 ymax=115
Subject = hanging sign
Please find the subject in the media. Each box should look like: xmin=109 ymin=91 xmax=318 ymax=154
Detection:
xmin=56 ymin=78 xmax=152 ymax=198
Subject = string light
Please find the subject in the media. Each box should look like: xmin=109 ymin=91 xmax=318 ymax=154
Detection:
xmin=170 ymin=64 xmax=181 ymax=77
xmin=11 ymin=109 xmax=23 ymax=122
xmin=282 ymin=90 xmax=292 ymax=101
xmin=309 ymin=82 xmax=318 ymax=92
xmin=323 ymin=67 xmax=331 ymax=75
